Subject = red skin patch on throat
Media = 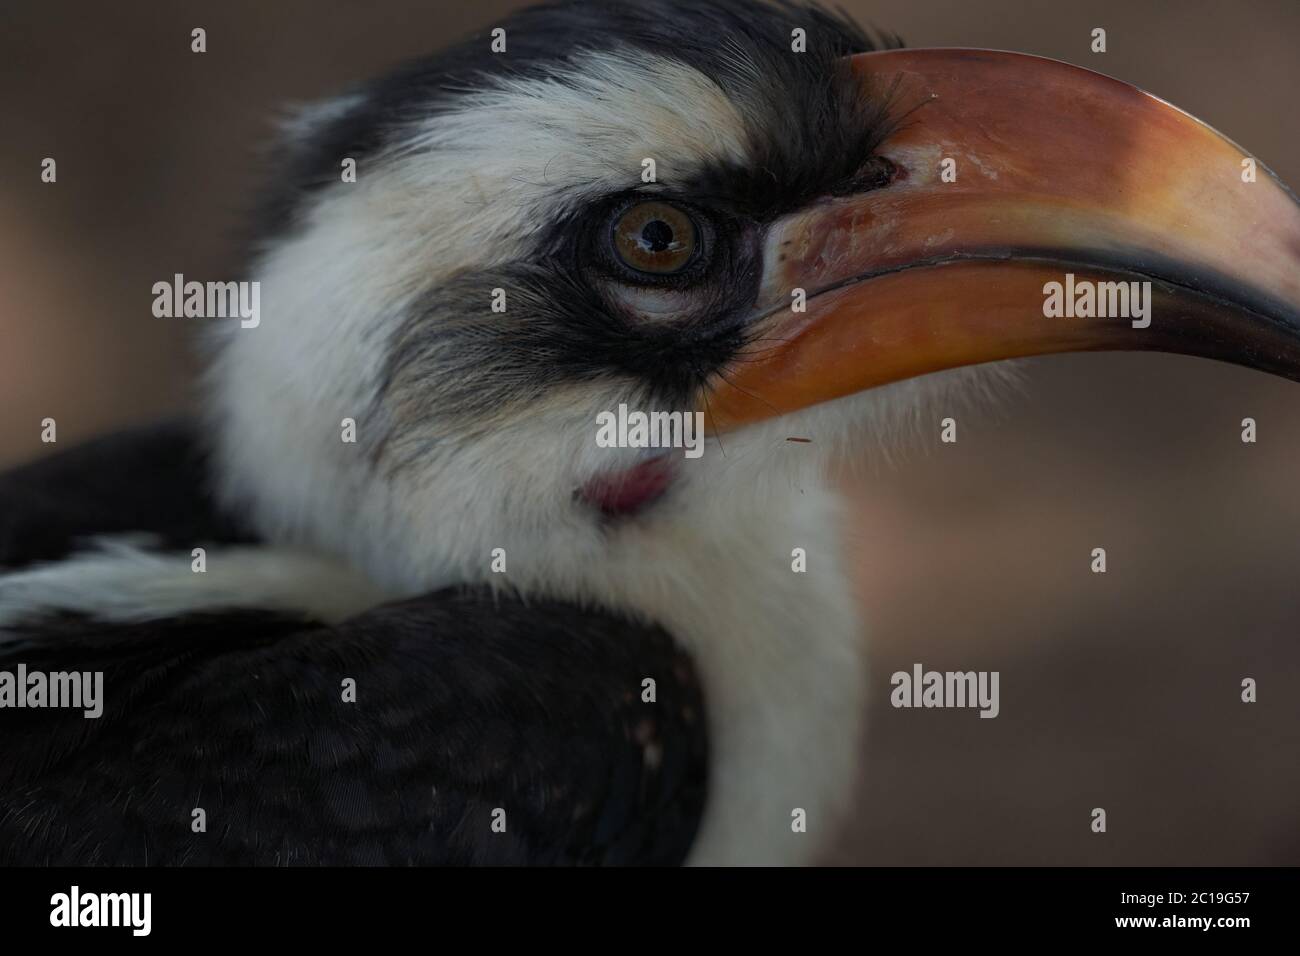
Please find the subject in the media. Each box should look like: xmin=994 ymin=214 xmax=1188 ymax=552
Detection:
xmin=578 ymin=455 xmax=677 ymax=517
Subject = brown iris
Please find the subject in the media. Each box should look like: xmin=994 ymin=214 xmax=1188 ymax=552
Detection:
xmin=610 ymin=201 xmax=699 ymax=275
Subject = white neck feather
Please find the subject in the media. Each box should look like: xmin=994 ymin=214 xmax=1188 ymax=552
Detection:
xmin=563 ymin=470 xmax=867 ymax=866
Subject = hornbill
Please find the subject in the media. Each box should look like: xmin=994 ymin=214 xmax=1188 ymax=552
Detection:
xmin=1 ymin=0 xmax=1298 ymax=866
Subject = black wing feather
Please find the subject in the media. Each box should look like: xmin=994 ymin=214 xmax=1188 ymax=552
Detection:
xmin=0 ymin=422 xmax=253 ymax=569
xmin=0 ymin=427 xmax=707 ymax=865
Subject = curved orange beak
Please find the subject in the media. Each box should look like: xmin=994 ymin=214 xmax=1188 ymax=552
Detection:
xmin=701 ymin=49 xmax=1300 ymax=432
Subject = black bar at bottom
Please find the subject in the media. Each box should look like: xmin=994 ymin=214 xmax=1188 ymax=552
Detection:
xmin=0 ymin=866 xmax=1289 ymax=942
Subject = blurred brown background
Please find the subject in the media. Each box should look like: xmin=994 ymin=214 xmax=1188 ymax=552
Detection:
xmin=2 ymin=1 xmax=1297 ymax=864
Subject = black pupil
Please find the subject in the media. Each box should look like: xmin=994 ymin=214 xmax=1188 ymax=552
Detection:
xmin=641 ymin=219 xmax=674 ymax=253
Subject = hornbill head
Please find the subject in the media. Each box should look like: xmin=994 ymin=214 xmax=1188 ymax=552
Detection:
xmin=201 ymin=0 xmax=1300 ymax=863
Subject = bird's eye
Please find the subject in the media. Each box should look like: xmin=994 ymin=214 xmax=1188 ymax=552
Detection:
xmin=609 ymin=201 xmax=700 ymax=276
